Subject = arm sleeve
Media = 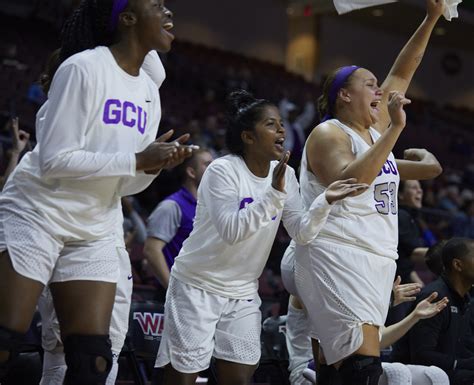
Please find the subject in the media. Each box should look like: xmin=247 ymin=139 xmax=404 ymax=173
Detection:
xmin=38 ymin=63 xmax=135 ymax=179
xmin=117 ymin=171 xmax=160 ymax=197
xmin=146 ymin=200 xmax=181 ymax=243
xmin=201 ymin=162 xmax=287 ymax=245
xmin=281 ymin=167 xmax=332 ymax=245
xmin=408 ymin=303 xmax=454 ymax=370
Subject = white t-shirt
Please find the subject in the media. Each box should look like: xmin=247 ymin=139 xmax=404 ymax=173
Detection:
xmin=1 ymin=47 xmax=162 ymax=241
xmin=171 ymin=154 xmax=332 ymax=299
xmin=300 ymin=119 xmax=400 ymax=259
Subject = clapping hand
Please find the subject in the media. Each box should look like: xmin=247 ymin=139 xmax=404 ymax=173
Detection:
xmin=392 ymin=275 xmax=422 ymax=307
xmin=324 ymin=178 xmax=369 ymax=204
xmin=388 ymin=91 xmax=411 ymax=130
xmin=136 ymin=130 xmax=198 ymax=174
xmin=272 ymin=151 xmax=290 ymax=192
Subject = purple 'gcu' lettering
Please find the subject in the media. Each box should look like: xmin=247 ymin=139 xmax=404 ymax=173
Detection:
xmin=123 ymin=101 xmax=136 ymax=128
xmin=103 ymin=99 xmax=121 ymax=124
xmin=239 ymin=197 xmax=254 ymax=209
xmin=378 ymin=159 xmax=398 ymax=176
xmin=239 ymin=197 xmax=277 ymax=220
xmin=103 ymin=99 xmax=147 ymax=134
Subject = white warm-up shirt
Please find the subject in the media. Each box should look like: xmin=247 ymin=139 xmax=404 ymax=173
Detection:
xmin=1 ymin=47 xmax=163 ymax=240
xmin=171 ymin=154 xmax=332 ymax=299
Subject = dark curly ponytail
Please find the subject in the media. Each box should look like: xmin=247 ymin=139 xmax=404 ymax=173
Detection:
xmin=225 ymin=90 xmax=274 ymax=155
xmin=41 ymin=0 xmax=117 ymax=92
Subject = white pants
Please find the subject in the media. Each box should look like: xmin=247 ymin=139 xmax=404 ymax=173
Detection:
xmin=38 ymin=247 xmax=132 ymax=385
xmin=155 ymin=276 xmax=262 ymax=373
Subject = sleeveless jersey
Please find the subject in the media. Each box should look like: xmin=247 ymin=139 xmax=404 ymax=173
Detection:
xmin=300 ymin=119 xmax=400 ymax=259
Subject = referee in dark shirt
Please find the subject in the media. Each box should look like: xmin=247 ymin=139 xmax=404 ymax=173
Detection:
xmin=392 ymin=238 xmax=474 ymax=385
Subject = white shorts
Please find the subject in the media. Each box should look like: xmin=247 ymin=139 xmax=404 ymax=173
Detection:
xmin=155 ymin=276 xmax=262 ymax=373
xmin=0 ymin=203 xmax=119 ymax=285
xmin=38 ymin=247 xmax=132 ymax=354
xmin=295 ymin=239 xmax=396 ymax=365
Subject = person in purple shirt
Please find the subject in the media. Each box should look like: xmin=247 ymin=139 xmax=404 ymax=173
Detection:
xmin=144 ymin=149 xmax=213 ymax=290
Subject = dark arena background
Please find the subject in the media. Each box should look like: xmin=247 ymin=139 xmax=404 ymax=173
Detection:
xmin=0 ymin=0 xmax=473 ymax=384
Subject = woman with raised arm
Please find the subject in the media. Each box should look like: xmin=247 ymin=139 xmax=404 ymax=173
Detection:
xmin=294 ymin=1 xmax=445 ymax=384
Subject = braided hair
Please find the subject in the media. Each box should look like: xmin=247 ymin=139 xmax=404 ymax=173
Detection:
xmin=41 ymin=0 xmax=117 ymax=92
xmin=225 ymin=90 xmax=274 ymax=155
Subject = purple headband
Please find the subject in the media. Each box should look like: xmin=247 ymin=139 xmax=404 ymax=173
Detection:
xmin=109 ymin=0 xmax=129 ymax=32
xmin=321 ymin=65 xmax=360 ymax=122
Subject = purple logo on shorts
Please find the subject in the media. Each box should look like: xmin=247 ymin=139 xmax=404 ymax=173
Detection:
xmin=103 ymin=99 xmax=147 ymax=134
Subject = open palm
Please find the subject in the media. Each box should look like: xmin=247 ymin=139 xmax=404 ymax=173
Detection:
xmin=414 ymin=292 xmax=449 ymax=320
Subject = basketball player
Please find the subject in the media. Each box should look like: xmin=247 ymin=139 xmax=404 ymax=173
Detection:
xmin=0 ymin=1 xmax=195 ymax=384
xmin=37 ymin=49 xmax=168 ymax=385
xmin=294 ymin=1 xmax=445 ymax=384
xmin=154 ymin=89 xmax=368 ymax=385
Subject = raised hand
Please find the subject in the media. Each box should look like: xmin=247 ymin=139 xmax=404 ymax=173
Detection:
xmin=272 ymin=151 xmax=290 ymax=192
xmin=413 ymin=291 xmax=449 ymax=320
xmin=10 ymin=117 xmax=30 ymax=154
xmin=392 ymin=275 xmax=422 ymax=307
xmin=388 ymin=91 xmax=411 ymax=130
xmin=324 ymin=178 xmax=369 ymax=204
xmin=426 ymin=0 xmax=446 ymax=21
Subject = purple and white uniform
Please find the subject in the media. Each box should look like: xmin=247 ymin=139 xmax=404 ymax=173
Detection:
xmin=31 ymin=50 xmax=165 ymax=385
xmin=0 ymin=47 xmax=161 ymax=285
xmin=295 ymin=119 xmax=399 ymax=365
xmin=156 ymin=154 xmax=333 ymax=373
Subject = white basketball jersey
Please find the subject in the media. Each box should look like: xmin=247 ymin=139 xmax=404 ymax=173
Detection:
xmin=300 ymin=119 xmax=399 ymax=259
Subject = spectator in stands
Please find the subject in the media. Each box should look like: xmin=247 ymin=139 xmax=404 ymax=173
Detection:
xmin=0 ymin=117 xmax=29 ymax=190
xmin=438 ymin=184 xmax=462 ymax=214
xmin=391 ymin=238 xmax=474 ymax=385
xmin=396 ymin=178 xmax=437 ymax=291
xmin=425 ymin=240 xmax=447 ymax=277
xmin=143 ymin=149 xmax=213 ymax=290
xmin=279 ymin=93 xmax=316 ymax=167
xmin=122 ymin=197 xmax=147 ymax=250
xmin=452 ymin=199 xmax=474 ymax=239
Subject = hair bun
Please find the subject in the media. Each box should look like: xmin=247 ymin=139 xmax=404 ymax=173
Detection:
xmin=226 ymin=89 xmax=256 ymax=117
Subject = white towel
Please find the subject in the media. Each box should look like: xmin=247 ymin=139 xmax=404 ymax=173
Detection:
xmin=333 ymin=0 xmax=397 ymax=14
xmin=444 ymin=0 xmax=463 ymax=21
